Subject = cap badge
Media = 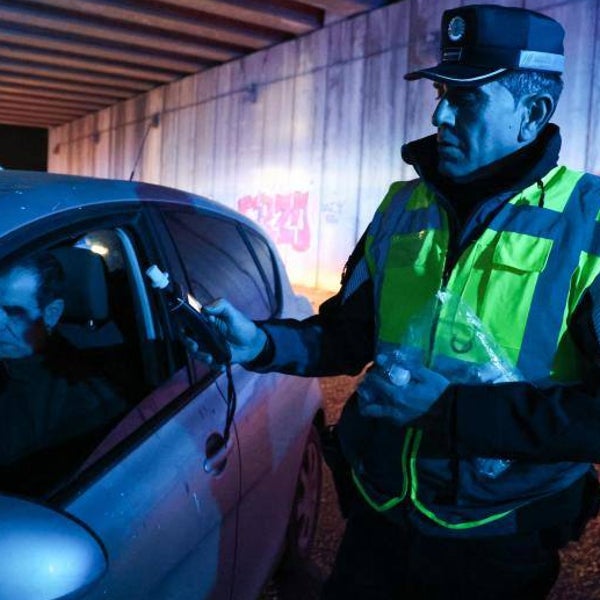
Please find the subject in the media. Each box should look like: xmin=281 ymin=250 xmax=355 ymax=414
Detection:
xmin=447 ymin=16 xmax=466 ymax=42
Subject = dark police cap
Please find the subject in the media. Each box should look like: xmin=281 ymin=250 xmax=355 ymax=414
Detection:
xmin=405 ymin=4 xmax=565 ymax=86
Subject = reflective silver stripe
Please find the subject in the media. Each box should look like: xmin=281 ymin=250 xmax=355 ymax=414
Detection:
xmin=427 ymin=67 xmax=507 ymax=82
xmin=341 ymin=256 xmax=370 ymax=302
xmin=517 ymin=50 xmax=564 ymax=73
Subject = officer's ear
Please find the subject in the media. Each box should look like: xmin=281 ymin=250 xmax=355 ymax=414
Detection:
xmin=518 ymin=93 xmax=555 ymax=143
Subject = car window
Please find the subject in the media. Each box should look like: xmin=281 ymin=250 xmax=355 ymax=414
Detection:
xmin=0 ymin=225 xmax=190 ymax=500
xmin=159 ymin=205 xmax=274 ymax=320
xmin=243 ymin=228 xmax=280 ymax=314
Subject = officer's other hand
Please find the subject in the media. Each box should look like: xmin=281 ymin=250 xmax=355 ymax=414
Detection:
xmin=357 ymin=362 xmax=450 ymax=426
xmin=201 ymin=298 xmax=267 ymax=365
xmin=182 ymin=335 xmax=226 ymax=372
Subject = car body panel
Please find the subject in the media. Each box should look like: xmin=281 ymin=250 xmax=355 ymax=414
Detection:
xmin=233 ymin=370 xmax=321 ymax=599
xmin=66 ymin=367 xmax=239 ymax=600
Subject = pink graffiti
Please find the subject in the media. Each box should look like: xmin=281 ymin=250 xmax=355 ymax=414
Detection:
xmin=237 ymin=191 xmax=311 ymax=252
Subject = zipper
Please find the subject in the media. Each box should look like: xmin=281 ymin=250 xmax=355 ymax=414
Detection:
xmin=424 ymin=201 xmax=457 ymax=367
xmin=411 ymin=187 xmax=519 ymax=507
xmin=419 ymin=193 xmax=461 ymax=503
xmin=424 ymin=188 xmax=496 ymax=363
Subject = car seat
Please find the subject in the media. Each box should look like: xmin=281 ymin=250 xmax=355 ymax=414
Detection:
xmin=50 ymin=246 xmax=125 ymax=348
xmin=51 ymin=245 xmax=149 ymax=405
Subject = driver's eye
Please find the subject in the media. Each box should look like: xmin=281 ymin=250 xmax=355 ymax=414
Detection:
xmin=1 ymin=306 xmax=27 ymax=319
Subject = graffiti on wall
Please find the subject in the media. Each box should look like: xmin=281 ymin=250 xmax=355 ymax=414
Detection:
xmin=237 ymin=191 xmax=311 ymax=251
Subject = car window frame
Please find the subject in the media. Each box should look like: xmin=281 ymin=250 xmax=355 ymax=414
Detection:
xmin=0 ymin=203 xmax=221 ymax=506
xmin=237 ymin=225 xmax=282 ymax=316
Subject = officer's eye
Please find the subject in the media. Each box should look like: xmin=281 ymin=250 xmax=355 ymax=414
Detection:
xmin=445 ymin=87 xmax=480 ymax=107
xmin=433 ymin=83 xmax=445 ymax=100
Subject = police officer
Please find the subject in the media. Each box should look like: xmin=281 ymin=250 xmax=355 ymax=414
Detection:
xmin=202 ymin=4 xmax=600 ymax=599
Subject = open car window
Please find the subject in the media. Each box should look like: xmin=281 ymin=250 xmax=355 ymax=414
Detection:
xmin=0 ymin=221 xmax=191 ymax=500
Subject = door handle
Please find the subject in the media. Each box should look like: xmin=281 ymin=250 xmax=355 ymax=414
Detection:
xmin=203 ymin=432 xmax=233 ymax=475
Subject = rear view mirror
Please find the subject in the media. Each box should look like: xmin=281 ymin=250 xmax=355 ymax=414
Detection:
xmin=0 ymin=494 xmax=107 ymax=599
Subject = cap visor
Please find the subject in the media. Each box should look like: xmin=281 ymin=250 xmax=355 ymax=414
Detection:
xmin=405 ymin=64 xmax=507 ymax=86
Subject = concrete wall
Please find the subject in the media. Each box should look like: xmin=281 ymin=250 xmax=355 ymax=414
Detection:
xmin=48 ymin=0 xmax=600 ymax=290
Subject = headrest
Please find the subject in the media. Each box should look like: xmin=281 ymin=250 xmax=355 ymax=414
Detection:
xmin=50 ymin=246 xmax=109 ymax=323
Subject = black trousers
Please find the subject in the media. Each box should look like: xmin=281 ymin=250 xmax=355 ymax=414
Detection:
xmin=321 ymin=509 xmax=561 ymax=600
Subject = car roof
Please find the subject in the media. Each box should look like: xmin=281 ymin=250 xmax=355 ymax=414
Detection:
xmin=0 ymin=170 xmax=255 ymax=238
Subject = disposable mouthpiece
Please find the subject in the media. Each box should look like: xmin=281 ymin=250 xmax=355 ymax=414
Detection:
xmin=146 ymin=264 xmax=170 ymax=289
xmin=386 ymin=364 xmax=411 ymax=386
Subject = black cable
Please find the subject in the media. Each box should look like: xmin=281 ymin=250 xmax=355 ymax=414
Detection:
xmin=223 ymin=363 xmax=237 ymax=442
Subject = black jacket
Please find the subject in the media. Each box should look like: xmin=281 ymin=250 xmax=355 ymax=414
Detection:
xmin=256 ymin=126 xmax=600 ymax=466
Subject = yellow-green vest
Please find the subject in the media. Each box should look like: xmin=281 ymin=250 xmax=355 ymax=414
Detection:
xmin=349 ymin=165 xmax=600 ymax=536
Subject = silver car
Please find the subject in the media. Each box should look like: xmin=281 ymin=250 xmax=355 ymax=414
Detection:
xmin=0 ymin=170 xmax=323 ymax=600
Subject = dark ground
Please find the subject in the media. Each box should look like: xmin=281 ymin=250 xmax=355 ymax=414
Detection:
xmin=261 ymin=287 xmax=600 ymax=599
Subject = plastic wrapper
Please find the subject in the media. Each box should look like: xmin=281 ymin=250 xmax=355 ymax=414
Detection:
xmin=379 ymin=289 xmax=522 ymax=479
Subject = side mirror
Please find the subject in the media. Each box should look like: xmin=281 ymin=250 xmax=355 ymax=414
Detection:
xmin=0 ymin=494 xmax=107 ymax=599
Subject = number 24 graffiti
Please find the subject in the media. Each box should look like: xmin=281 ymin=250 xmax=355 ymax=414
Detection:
xmin=237 ymin=191 xmax=310 ymax=252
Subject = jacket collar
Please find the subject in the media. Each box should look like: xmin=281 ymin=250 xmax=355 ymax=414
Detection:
xmin=401 ymin=124 xmax=561 ymax=206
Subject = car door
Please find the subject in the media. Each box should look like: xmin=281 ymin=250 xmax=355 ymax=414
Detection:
xmin=153 ymin=203 xmax=319 ymax=598
xmin=0 ymin=204 xmax=240 ymax=600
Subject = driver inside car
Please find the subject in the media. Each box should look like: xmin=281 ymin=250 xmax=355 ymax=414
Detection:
xmin=0 ymin=251 xmax=128 ymax=495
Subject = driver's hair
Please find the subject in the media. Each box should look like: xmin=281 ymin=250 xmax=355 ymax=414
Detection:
xmin=1 ymin=253 xmax=65 ymax=309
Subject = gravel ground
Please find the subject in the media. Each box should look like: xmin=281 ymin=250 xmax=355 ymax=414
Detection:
xmin=261 ymin=287 xmax=600 ymax=599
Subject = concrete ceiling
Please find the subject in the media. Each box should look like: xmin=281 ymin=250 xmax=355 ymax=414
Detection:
xmin=0 ymin=0 xmax=385 ymax=129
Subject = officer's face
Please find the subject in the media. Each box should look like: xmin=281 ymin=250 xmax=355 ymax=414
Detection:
xmin=432 ymin=80 xmax=523 ymax=179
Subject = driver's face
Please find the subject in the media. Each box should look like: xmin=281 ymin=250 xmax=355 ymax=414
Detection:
xmin=431 ymin=80 xmax=524 ymax=179
xmin=0 ymin=267 xmax=45 ymax=359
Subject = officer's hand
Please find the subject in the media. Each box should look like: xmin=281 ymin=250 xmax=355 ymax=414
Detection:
xmin=357 ymin=363 xmax=449 ymax=426
xmin=182 ymin=335 xmax=226 ymax=372
xmin=200 ymin=298 xmax=267 ymax=365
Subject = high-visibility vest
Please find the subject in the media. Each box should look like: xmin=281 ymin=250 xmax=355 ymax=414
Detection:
xmin=348 ymin=165 xmax=600 ymax=535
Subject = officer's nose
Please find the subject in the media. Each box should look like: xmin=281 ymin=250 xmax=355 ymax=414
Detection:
xmin=432 ymin=98 xmax=455 ymax=128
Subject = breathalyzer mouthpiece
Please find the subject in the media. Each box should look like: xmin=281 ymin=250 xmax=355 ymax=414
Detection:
xmin=146 ymin=265 xmax=170 ymax=290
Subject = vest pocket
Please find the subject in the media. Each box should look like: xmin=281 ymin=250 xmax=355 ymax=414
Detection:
xmin=491 ymin=232 xmax=552 ymax=272
xmin=469 ymin=232 xmax=553 ymax=359
xmin=379 ymin=231 xmax=445 ymax=344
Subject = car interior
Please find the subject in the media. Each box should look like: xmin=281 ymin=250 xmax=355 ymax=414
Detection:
xmin=52 ymin=241 xmax=148 ymax=406
xmin=0 ymin=228 xmax=181 ymax=499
